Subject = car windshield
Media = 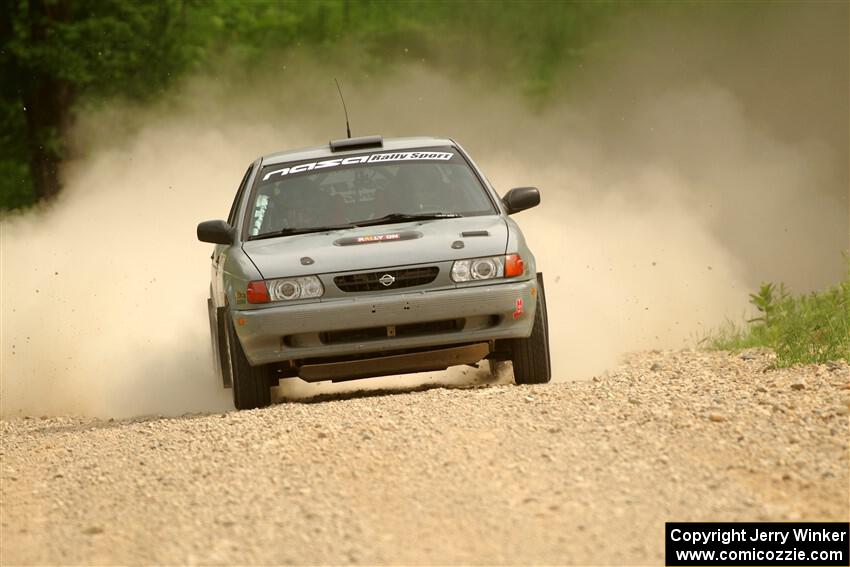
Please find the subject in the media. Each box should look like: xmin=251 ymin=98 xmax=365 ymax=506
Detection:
xmin=246 ymin=146 xmax=496 ymax=238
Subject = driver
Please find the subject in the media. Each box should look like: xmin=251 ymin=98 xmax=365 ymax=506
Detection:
xmin=279 ymin=177 xmax=329 ymax=228
xmin=378 ymin=164 xmax=446 ymax=215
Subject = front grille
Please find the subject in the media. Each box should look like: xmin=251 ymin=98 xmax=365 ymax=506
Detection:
xmin=334 ymin=266 xmax=439 ymax=292
xmin=320 ymin=319 xmax=462 ymax=345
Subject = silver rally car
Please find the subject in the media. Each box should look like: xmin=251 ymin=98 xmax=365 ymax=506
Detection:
xmin=198 ymin=135 xmax=550 ymax=409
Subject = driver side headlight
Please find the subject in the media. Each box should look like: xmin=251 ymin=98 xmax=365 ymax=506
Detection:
xmin=246 ymin=275 xmax=324 ymax=304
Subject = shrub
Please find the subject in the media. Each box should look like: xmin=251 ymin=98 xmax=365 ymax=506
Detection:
xmin=710 ymin=272 xmax=849 ymax=367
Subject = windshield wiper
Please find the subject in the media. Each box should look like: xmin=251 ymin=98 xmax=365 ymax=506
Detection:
xmin=247 ymin=213 xmax=462 ymax=240
xmin=249 ymin=223 xmax=355 ymax=240
xmin=352 ymin=212 xmax=463 ymax=228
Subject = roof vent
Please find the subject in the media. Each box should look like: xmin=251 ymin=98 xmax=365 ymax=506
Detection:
xmin=329 ymin=135 xmax=383 ymax=152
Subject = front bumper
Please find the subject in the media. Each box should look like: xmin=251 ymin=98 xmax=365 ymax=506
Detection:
xmin=232 ymin=279 xmax=538 ymax=366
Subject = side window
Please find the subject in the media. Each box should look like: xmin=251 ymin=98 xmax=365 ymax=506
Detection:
xmin=227 ymin=165 xmax=253 ymax=226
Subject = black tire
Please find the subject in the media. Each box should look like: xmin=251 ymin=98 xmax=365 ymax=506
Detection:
xmin=223 ymin=311 xmax=271 ymax=410
xmin=510 ymin=273 xmax=551 ymax=384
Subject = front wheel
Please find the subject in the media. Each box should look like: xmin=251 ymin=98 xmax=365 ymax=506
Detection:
xmin=510 ymin=274 xmax=551 ymax=385
xmin=223 ymin=312 xmax=272 ymax=410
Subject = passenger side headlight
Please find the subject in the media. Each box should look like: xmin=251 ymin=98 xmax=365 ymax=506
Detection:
xmin=451 ymin=254 xmax=525 ymax=283
xmin=247 ymin=276 xmax=324 ymax=304
xmin=451 ymin=256 xmax=505 ymax=282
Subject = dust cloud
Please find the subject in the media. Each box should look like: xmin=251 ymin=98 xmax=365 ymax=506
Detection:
xmin=1 ymin=4 xmax=847 ymax=418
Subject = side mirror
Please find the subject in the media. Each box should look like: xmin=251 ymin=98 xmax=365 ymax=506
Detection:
xmin=197 ymin=220 xmax=234 ymax=245
xmin=502 ymin=187 xmax=540 ymax=215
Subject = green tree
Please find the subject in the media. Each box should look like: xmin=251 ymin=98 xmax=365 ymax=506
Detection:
xmin=0 ymin=0 xmax=207 ymax=203
xmin=0 ymin=0 xmax=622 ymax=210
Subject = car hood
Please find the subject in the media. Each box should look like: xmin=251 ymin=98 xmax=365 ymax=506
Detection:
xmin=242 ymin=216 xmax=509 ymax=278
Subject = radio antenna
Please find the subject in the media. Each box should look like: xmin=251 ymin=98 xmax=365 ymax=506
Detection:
xmin=334 ymin=78 xmax=352 ymax=139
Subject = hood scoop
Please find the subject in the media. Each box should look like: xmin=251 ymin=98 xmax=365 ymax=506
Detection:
xmin=461 ymin=230 xmax=489 ymax=237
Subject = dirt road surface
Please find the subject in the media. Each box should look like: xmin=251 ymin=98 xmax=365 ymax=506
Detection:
xmin=2 ymin=350 xmax=848 ymax=565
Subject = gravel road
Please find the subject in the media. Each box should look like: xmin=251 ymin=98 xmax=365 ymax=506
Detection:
xmin=2 ymin=349 xmax=848 ymax=565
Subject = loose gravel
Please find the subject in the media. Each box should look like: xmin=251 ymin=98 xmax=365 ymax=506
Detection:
xmin=1 ymin=349 xmax=848 ymax=565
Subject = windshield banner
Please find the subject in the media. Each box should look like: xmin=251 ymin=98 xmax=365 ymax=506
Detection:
xmin=261 ymin=151 xmax=454 ymax=183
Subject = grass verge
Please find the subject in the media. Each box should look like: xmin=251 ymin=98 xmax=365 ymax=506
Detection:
xmin=710 ymin=270 xmax=849 ymax=367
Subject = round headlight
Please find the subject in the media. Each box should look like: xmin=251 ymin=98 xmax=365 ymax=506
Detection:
xmin=471 ymin=259 xmax=496 ymax=279
xmin=269 ymin=279 xmax=300 ymax=301
xmin=299 ymin=276 xmax=324 ymax=298
xmin=282 ymin=281 xmax=298 ymax=298
xmin=451 ymin=260 xmax=471 ymax=282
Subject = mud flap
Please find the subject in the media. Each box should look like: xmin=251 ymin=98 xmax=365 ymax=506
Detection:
xmin=536 ymin=272 xmax=552 ymax=377
xmin=207 ymin=299 xmax=232 ymax=388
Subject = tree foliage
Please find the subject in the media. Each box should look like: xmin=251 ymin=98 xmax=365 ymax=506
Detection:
xmin=1 ymin=0 xmax=206 ymax=205
xmin=0 ymin=0 xmax=626 ymax=209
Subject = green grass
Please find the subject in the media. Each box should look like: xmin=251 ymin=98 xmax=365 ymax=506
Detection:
xmin=710 ymin=272 xmax=850 ymax=367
